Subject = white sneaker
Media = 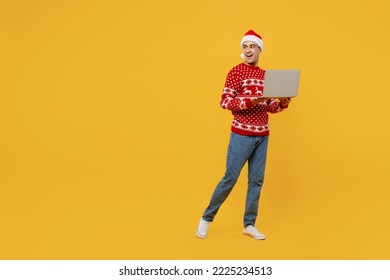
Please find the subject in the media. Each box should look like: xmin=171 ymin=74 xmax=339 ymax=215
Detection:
xmin=196 ymin=219 xmax=210 ymax=239
xmin=243 ymin=225 xmax=266 ymax=240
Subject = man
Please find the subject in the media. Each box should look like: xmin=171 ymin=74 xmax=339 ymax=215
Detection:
xmin=196 ymin=30 xmax=291 ymax=240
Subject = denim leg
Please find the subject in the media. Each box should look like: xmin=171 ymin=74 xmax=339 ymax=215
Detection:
xmin=202 ymin=133 xmax=255 ymax=222
xmin=244 ymin=136 xmax=269 ymax=227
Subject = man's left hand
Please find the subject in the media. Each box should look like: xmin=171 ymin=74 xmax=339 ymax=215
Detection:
xmin=279 ymin=97 xmax=292 ymax=106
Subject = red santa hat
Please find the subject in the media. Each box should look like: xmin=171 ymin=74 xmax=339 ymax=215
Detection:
xmin=240 ymin=30 xmax=263 ymax=59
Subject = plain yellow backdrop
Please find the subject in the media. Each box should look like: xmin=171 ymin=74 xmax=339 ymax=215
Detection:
xmin=1 ymin=0 xmax=389 ymax=259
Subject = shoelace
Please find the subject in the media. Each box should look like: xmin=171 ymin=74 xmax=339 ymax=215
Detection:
xmin=246 ymin=226 xmax=260 ymax=234
xmin=201 ymin=221 xmax=210 ymax=231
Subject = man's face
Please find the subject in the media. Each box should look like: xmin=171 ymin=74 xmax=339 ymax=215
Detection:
xmin=242 ymin=41 xmax=261 ymax=66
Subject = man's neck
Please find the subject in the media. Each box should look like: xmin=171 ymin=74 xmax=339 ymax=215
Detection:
xmin=244 ymin=61 xmax=258 ymax=67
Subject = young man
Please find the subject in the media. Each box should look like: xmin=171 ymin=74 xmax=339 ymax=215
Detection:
xmin=196 ymin=30 xmax=291 ymax=240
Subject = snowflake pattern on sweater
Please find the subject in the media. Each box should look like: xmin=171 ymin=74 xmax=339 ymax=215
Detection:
xmin=220 ymin=63 xmax=288 ymax=136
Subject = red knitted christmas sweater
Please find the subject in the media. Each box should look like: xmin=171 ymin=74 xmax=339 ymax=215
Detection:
xmin=220 ymin=63 xmax=288 ymax=136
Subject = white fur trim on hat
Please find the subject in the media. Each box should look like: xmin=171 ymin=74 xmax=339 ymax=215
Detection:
xmin=240 ymin=35 xmax=264 ymax=51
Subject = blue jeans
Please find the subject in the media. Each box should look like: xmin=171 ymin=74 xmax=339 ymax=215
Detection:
xmin=202 ymin=132 xmax=269 ymax=227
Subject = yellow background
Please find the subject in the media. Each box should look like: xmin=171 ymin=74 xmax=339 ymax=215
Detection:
xmin=1 ymin=0 xmax=389 ymax=259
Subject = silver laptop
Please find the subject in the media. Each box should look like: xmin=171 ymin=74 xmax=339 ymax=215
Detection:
xmin=262 ymin=70 xmax=300 ymax=98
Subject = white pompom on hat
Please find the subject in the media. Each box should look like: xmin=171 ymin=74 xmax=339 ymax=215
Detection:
xmin=240 ymin=30 xmax=263 ymax=59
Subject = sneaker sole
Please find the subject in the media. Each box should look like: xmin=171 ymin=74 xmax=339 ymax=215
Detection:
xmin=196 ymin=230 xmax=207 ymax=239
xmin=243 ymin=232 xmax=266 ymax=240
